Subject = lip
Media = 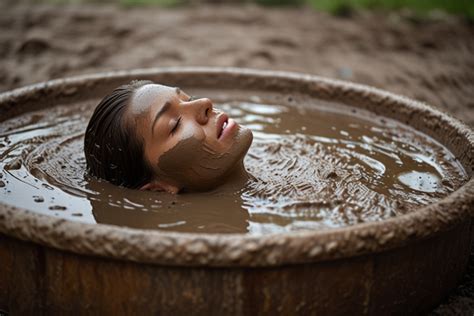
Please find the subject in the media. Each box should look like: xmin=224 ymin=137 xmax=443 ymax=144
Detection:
xmin=216 ymin=113 xmax=238 ymax=141
xmin=216 ymin=113 xmax=229 ymax=139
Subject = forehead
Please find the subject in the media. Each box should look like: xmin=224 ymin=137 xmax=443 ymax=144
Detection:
xmin=130 ymin=84 xmax=178 ymax=116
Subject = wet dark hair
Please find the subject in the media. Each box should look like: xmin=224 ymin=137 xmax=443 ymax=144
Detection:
xmin=84 ymin=80 xmax=154 ymax=188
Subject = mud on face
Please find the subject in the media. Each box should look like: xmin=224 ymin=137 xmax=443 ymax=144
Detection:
xmin=129 ymin=83 xmax=253 ymax=193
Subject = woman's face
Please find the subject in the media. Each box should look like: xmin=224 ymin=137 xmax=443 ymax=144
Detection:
xmin=128 ymin=84 xmax=253 ymax=192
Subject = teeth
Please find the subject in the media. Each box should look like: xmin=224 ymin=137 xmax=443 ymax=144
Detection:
xmin=222 ymin=121 xmax=227 ymax=130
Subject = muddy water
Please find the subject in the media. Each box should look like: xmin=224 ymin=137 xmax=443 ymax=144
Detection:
xmin=0 ymin=99 xmax=467 ymax=234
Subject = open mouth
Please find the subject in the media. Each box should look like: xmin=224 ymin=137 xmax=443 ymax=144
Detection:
xmin=216 ymin=112 xmax=238 ymax=141
xmin=217 ymin=113 xmax=229 ymax=139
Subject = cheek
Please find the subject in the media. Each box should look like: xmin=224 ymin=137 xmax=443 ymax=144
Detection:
xmin=181 ymin=122 xmax=206 ymax=142
xmin=157 ymin=137 xmax=202 ymax=176
xmin=147 ymin=123 xmax=204 ymax=172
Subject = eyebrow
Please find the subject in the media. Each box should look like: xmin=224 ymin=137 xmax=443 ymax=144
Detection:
xmin=151 ymin=101 xmax=172 ymax=135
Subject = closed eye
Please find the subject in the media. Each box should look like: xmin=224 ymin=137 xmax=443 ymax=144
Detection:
xmin=170 ymin=117 xmax=181 ymax=135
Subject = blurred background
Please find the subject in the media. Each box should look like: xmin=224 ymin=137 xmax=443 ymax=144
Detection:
xmin=39 ymin=0 xmax=474 ymax=18
xmin=1 ymin=0 xmax=474 ymax=314
xmin=1 ymin=0 xmax=473 ymax=127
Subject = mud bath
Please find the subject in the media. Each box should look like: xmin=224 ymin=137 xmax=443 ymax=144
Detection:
xmin=0 ymin=68 xmax=473 ymax=315
xmin=0 ymin=96 xmax=467 ymax=234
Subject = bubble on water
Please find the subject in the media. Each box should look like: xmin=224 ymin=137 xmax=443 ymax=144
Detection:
xmin=398 ymin=171 xmax=441 ymax=193
xmin=49 ymin=205 xmax=67 ymax=211
xmin=33 ymin=195 xmax=44 ymax=203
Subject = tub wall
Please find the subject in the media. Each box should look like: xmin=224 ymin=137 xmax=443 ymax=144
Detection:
xmin=0 ymin=219 xmax=471 ymax=315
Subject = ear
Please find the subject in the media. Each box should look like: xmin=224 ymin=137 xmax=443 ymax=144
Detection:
xmin=140 ymin=180 xmax=180 ymax=194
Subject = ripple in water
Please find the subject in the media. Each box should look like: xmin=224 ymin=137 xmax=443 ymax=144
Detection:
xmin=0 ymin=98 xmax=468 ymax=234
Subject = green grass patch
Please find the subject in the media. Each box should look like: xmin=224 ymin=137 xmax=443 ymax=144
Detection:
xmin=308 ymin=0 xmax=474 ymax=19
xmin=254 ymin=0 xmax=304 ymax=6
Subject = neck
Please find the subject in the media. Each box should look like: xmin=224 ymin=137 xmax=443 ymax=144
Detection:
xmin=220 ymin=162 xmax=250 ymax=191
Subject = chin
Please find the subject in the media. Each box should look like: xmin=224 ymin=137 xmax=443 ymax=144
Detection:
xmin=236 ymin=125 xmax=253 ymax=160
xmin=208 ymin=126 xmax=252 ymax=183
xmin=210 ymin=129 xmax=252 ymax=188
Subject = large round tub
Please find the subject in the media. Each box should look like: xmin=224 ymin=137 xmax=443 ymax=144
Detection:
xmin=0 ymin=67 xmax=473 ymax=315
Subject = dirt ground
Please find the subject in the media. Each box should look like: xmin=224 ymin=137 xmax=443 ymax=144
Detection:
xmin=1 ymin=1 xmax=474 ymax=314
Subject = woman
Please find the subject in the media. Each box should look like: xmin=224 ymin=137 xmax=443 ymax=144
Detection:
xmin=84 ymin=80 xmax=253 ymax=194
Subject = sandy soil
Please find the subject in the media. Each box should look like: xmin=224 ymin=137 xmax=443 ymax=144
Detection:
xmin=2 ymin=1 xmax=474 ymax=126
xmin=1 ymin=1 xmax=474 ymax=314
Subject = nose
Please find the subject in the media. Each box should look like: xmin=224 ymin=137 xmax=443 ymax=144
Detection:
xmin=188 ymin=98 xmax=213 ymax=125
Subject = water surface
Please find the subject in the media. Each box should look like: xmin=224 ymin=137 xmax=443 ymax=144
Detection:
xmin=0 ymin=98 xmax=467 ymax=234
